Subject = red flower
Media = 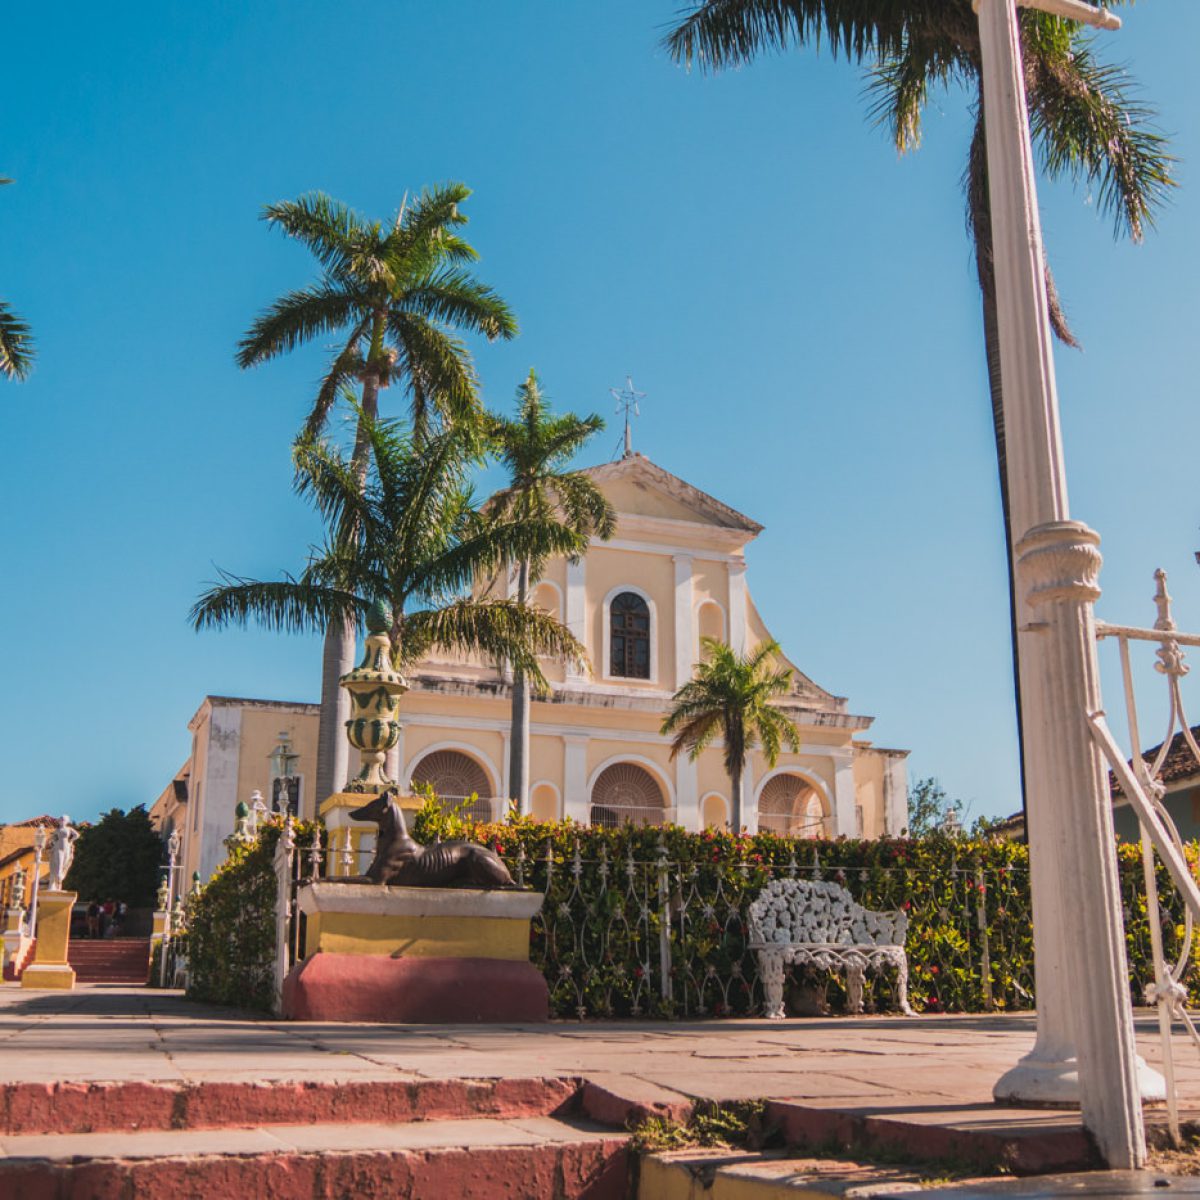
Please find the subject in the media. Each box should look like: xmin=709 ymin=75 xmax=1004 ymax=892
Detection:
xmin=494 ymin=842 xmax=505 ymax=854
xmin=930 ymin=965 xmax=939 ymax=975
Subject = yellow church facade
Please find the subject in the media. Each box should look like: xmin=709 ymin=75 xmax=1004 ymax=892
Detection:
xmin=396 ymin=454 xmax=907 ymax=838
xmin=154 ymin=453 xmax=907 ymax=880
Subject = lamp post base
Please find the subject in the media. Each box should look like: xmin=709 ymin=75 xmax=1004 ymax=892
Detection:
xmin=995 ymin=1054 xmax=1165 ymax=1107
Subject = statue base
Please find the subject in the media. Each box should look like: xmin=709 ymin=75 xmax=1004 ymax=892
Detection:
xmin=22 ymin=890 xmax=77 ymax=991
xmin=281 ymin=881 xmax=547 ymax=1023
xmin=318 ymin=792 xmax=424 ymax=877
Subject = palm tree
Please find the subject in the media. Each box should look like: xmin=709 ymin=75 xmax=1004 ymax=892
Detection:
xmin=0 ymin=179 xmax=34 ymax=380
xmin=661 ymin=638 xmax=801 ymax=832
xmin=487 ymin=370 xmax=617 ymax=813
xmin=191 ymin=418 xmax=586 ymax=761
xmin=665 ymin=1 xmax=1174 ymax=808
xmin=237 ymin=187 xmax=518 ymax=801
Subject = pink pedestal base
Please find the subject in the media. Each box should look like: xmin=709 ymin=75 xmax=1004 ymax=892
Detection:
xmin=282 ymin=952 xmax=549 ymax=1023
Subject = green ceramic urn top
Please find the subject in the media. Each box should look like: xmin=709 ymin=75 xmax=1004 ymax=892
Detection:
xmin=365 ymin=598 xmax=393 ymax=635
xmin=235 ymin=800 xmax=249 ymax=818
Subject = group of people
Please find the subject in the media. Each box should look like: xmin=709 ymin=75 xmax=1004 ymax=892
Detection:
xmin=84 ymin=899 xmax=127 ymax=939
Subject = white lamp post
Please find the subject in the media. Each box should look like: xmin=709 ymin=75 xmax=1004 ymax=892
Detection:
xmin=269 ymin=732 xmax=301 ymax=816
xmin=972 ymin=0 xmax=1149 ymax=1168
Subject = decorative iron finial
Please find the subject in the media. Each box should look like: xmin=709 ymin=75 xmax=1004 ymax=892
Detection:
xmin=1153 ymin=568 xmax=1176 ymax=633
xmin=1153 ymin=568 xmax=1189 ymax=680
xmin=610 ymin=376 xmax=645 ymax=459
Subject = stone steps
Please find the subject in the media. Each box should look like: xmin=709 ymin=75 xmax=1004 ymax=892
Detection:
xmin=67 ymin=939 xmax=150 ymax=984
xmin=0 ymin=1114 xmax=630 ymax=1199
xmin=640 ymin=1149 xmax=929 ymax=1198
xmin=0 ymin=1076 xmax=580 ymax=1135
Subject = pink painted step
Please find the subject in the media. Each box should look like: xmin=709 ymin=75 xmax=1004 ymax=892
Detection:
xmin=67 ymin=939 xmax=150 ymax=984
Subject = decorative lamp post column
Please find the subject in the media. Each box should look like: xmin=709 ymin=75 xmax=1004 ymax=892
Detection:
xmin=314 ymin=600 xmax=409 ymax=876
xmin=340 ymin=599 xmax=408 ymax=794
xmin=973 ymin=0 xmax=1149 ymax=1168
xmin=269 ymin=733 xmax=301 ymax=816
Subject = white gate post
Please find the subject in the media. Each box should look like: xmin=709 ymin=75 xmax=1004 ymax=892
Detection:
xmin=273 ymin=816 xmax=296 ymax=1015
xmin=973 ymin=0 xmax=1150 ymax=1168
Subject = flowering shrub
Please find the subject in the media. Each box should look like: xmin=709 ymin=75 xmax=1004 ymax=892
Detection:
xmin=185 ymin=816 xmax=322 ymax=1011
xmin=182 ymin=798 xmax=1200 ymax=1019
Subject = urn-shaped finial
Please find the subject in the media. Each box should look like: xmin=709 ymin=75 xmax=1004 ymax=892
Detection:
xmin=340 ymin=599 xmax=408 ymax=793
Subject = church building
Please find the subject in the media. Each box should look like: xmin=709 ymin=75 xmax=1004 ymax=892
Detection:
xmin=154 ymin=452 xmax=907 ymax=881
xmin=398 ymin=452 xmax=907 ymax=838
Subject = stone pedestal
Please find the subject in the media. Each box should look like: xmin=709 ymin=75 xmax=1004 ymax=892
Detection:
xmin=2 ymin=908 xmax=32 ymax=983
xmin=281 ymin=881 xmax=547 ymax=1022
xmin=21 ymin=890 xmax=76 ymax=990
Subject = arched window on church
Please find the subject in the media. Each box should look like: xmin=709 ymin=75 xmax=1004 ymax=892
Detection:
xmin=610 ymin=591 xmax=651 ymax=679
xmin=590 ymin=762 xmax=667 ymax=828
xmin=758 ymin=774 xmax=826 ymax=837
xmin=410 ymin=750 xmax=494 ymax=822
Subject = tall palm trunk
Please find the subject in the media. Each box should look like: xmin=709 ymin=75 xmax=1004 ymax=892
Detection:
xmin=508 ymin=560 xmax=532 ymax=814
xmin=969 ymin=88 xmax=1078 ymax=828
xmin=969 ymin=103 xmax=1028 ymax=824
xmin=314 ymin=320 xmax=385 ymax=803
xmin=729 ymin=763 xmax=743 ymax=833
xmin=316 ymin=622 xmax=356 ymax=802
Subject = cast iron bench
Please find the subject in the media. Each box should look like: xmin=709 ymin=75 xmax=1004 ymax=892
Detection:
xmin=748 ymin=878 xmax=914 ymax=1018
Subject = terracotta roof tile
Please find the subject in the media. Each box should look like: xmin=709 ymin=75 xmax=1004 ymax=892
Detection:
xmin=1111 ymin=724 xmax=1200 ymax=797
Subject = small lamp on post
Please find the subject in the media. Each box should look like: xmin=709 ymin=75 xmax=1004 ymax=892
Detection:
xmin=30 ymin=822 xmax=48 ymax=931
xmin=269 ymin=732 xmax=301 ymax=817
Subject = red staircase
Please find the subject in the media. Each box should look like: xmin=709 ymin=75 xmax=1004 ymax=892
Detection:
xmin=67 ymin=939 xmax=150 ymax=985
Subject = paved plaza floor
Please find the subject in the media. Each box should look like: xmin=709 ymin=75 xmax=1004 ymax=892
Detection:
xmin=1 ymin=984 xmax=1197 ymax=1111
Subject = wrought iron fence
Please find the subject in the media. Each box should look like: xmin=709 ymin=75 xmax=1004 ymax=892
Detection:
xmin=273 ymin=831 xmax=1035 ymax=1020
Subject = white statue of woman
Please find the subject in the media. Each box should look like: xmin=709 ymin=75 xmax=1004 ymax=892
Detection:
xmin=47 ymin=816 xmax=80 ymax=891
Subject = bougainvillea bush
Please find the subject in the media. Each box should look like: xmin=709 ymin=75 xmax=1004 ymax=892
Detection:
xmin=181 ymin=799 xmax=1200 ymax=1019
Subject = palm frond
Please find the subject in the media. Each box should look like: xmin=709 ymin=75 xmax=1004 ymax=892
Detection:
xmin=236 ymin=284 xmax=364 ymax=369
xmin=0 ymin=301 xmax=34 ymax=380
xmin=262 ymin=193 xmax=367 ymax=279
xmin=190 ymin=573 xmax=361 ymax=636
xmin=664 ymin=0 xmax=913 ymax=73
xmin=1026 ymin=31 xmax=1176 ymax=242
xmin=399 ymin=269 xmax=519 ymax=342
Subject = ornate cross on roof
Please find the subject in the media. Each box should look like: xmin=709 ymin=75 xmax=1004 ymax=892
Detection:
xmin=609 ymin=376 xmax=646 ymax=459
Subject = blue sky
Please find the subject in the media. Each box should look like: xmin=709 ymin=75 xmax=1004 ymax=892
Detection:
xmin=1 ymin=1 xmax=1197 ymax=826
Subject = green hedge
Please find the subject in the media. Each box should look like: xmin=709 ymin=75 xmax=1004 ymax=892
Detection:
xmin=184 ymin=817 xmax=322 ymax=1010
xmin=181 ymin=802 xmax=1200 ymax=1019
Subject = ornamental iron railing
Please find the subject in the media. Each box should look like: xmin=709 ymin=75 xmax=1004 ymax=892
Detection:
xmin=1093 ymin=569 xmax=1200 ymax=1145
xmin=270 ymin=829 xmax=1036 ymax=1021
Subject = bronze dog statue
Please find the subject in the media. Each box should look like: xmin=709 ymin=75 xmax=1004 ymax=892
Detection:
xmin=349 ymin=790 xmax=516 ymax=889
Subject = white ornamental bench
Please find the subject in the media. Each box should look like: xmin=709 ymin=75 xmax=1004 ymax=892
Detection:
xmin=748 ymin=879 xmax=914 ymax=1019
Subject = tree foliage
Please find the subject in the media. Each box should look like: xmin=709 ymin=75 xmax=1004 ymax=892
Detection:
xmin=0 ymin=178 xmax=34 ymax=381
xmin=63 ymin=805 xmax=163 ymax=908
xmin=238 ymin=186 xmax=516 ymax=445
xmin=904 ymin=776 xmax=965 ymax=838
xmin=191 ymin=415 xmax=587 ymax=687
xmin=662 ymin=638 xmax=801 ymax=829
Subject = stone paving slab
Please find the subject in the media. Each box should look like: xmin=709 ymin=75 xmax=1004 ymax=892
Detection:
xmin=0 ymin=985 xmax=1195 ymax=1163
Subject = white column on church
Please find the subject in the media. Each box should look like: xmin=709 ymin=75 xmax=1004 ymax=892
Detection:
xmin=500 ymin=731 xmax=511 ymax=814
xmin=832 ymin=756 xmax=856 ymax=839
xmin=673 ymin=554 xmax=695 ymax=689
xmin=562 ymin=735 xmax=589 ymax=822
xmin=674 ymin=752 xmax=699 ymax=831
xmin=728 ymin=560 xmax=747 ymax=655
xmin=566 ymin=557 xmax=587 ymax=683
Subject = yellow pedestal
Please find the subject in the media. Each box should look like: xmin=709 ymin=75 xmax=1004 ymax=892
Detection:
xmin=22 ymin=890 xmax=76 ymax=990
xmin=319 ymin=791 xmax=423 ymax=878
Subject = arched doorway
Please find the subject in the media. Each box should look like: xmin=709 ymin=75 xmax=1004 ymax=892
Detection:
xmin=757 ymin=773 xmax=826 ymax=837
xmin=590 ymin=762 xmax=667 ymax=828
xmin=409 ymin=749 xmax=495 ymax=822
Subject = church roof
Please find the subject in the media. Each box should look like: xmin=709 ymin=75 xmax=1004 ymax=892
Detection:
xmin=581 ymin=454 xmax=764 ymax=534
